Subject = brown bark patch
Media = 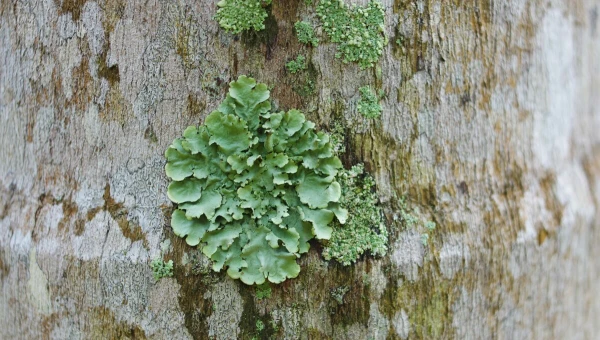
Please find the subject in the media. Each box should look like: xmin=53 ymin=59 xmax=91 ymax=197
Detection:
xmin=87 ymin=306 xmax=147 ymax=339
xmin=56 ymin=0 xmax=87 ymax=21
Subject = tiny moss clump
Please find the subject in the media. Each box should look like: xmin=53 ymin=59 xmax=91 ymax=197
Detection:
xmin=357 ymin=86 xmax=382 ymax=119
xmin=256 ymin=320 xmax=265 ymax=332
xmin=256 ymin=284 xmax=272 ymax=299
xmin=322 ymin=164 xmax=388 ymax=266
xmin=316 ymin=0 xmax=386 ymax=69
xmin=165 ymin=76 xmax=347 ymax=285
xmin=294 ymin=21 xmax=319 ymax=47
xmin=286 ymin=55 xmax=308 ymax=74
xmin=150 ymin=259 xmax=174 ymax=281
xmin=215 ymin=0 xmax=272 ymax=34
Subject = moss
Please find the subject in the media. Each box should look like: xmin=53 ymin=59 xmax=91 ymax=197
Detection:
xmin=286 ymin=55 xmax=307 ymax=74
xmin=255 ymin=320 xmax=265 ymax=332
xmin=294 ymin=21 xmax=319 ymax=47
xmin=255 ymin=284 xmax=272 ymax=300
xmin=316 ymin=0 xmax=386 ymax=69
xmin=357 ymin=86 xmax=382 ymax=119
xmin=215 ymin=0 xmax=272 ymax=34
xmin=322 ymin=164 xmax=388 ymax=266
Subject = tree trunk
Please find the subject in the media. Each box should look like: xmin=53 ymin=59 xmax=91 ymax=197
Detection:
xmin=2 ymin=0 xmax=600 ymax=338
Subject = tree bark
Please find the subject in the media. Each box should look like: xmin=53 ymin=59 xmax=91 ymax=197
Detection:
xmin=2 ymin=0 xmax=600 ymax=339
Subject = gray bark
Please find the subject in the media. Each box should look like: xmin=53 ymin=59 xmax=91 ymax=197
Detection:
xmin=1 ymin=0 xmax=600 ymax=339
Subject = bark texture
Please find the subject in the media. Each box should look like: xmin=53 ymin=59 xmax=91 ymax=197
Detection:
xmin=1 ymin=0 xmax=600 ymax=339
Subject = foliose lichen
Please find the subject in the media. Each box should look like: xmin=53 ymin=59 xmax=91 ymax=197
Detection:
xmin=294 ymin=21 xmax=319 ymax=47
xmin=316 ymin=0 xmax=386 ymax=69
xmin=357 ymin=86 xmax=382 ymax=119
xmin=150 ymin=258 xmax=174 ymax=281
xmin=165 ymin=75 xmax=347 ymax=285
xmin=286 ymin=55 xmax=307 ymax=74
xmin=215 ymin=0 xmax=272 ymax=34
xmin=322 ymin=164 xmax=388 ymax=266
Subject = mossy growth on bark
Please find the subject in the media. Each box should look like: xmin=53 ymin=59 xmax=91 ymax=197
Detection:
xmin=294 ymin=21 xmax=319 ymax=47
xmin=317 ymin=0 xmax=386 ymax=69
xmin=215 ymin=0 xmax=272 ymax=34
xmin=357 ymin=86 xmax=382 ymax=119
xmin=322 ymin=164 xmax=388 ymax=265
xmin=286 ymin=55 xmax=308 ymax=74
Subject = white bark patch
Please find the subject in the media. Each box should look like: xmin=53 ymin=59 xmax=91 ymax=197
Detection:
xmin=452 ymin=287 xmax=491 ymax=340
xmin=83 ymin=104 xmax=103 ymax=147
xmin=367 ymin=302 xmax=390 ymax=340
xmin=391 ymin=228 xmax=425 ymax=281
xmin=81 ymin=2 xmax=105 ymax=56
xmin=72 ymin=211 xmax=129 ymax=260
xmin=367 ymin=262 xmax=388 ymax=299
xmin=110 ymin=156 xmax=170 ymax=257
xmin=532 ymin=8 xmax=575 ymax=169
xmin=57 ymin=36 xmax=82 ymax=100
xmin=27 ymin=248 xmax=52 ymax=315
xmin=392 ymin=309 xmax=410 ymax=339
xmin=58 ymin=14 xmax=77 ymax=40
xmin=204 ymin=280 xmax=243 ymax=340
xmin=271 ymin=307 xmax=302 ymax=340
xmin=439 ymin=233 xmax=470 ymax=279
xmin=144 ymin=279 xmax=192 ymax=339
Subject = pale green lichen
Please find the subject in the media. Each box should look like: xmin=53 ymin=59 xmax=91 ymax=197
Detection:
xmin=322 ymin=164 xmax=388 ymax=266
xmin=286 ymin=55 xmax=307 ymax=74
xmin=215 ymin=0 xmax=272 ymax=34
xmin=150 ymin=258 xmax=174 ymax=281
xmin=357 ymin=86 xmax=382 ymax=119
xmin=165 ymin=76 xmax=347 ymax=285
xmin=331 ymin=285 xmax=350 ymax=304
xmin=316 ymin=0 xmax=386 ymax=69
xmin=421 ymin=221 xmax=436 ymax=246
xmin=294 ymin=21 xmax=319 ymax=47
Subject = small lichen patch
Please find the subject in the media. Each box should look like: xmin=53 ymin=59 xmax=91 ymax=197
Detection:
xmin=215 ymin=0 xmax=272 ymax=34
xmin=286 ymin=55 xmax=307 ymax=74
xmin=357 ymin=86 xmax=382 ymax=119
xmin=150 ymin=258 xmax=174 ymax=281
xmin=317 ymin=0 xmax=386 ymax=69
xmin=322 ymin=164 xmax=388 ymax=266
xmin=331 ymin=285 xmax=350 ymax=304
xmin=294 ymin=21 xmax=319 ymax=47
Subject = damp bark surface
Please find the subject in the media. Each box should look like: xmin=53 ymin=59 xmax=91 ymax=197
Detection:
xmin=2 ymin=0 xmax=600 ymax=339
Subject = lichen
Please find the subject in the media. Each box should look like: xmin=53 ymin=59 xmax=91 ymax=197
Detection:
xmin=316 ymin=0 xmax=386 ymax=69
xmin=322 ymin=164 xmax=388 ymax=266
xmin=357 ymin=86 xmax=382 ymax=119
xmin=286 ymin=55 xmax=307 ymax=74
xmin=331 ymin=285 xmax=350 ymax=304
xmin=215 ymin=0 xmax=272 ymax=34
xmin=165 ymin=75 xmax=347 ymax=285
xmin=294 ymin=21 xmax=319 ymax=47
xmin=150 ymin=258 xmax=174 ymax=281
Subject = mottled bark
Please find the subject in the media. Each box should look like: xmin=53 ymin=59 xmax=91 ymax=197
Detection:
xmin=1 ymin=0 xmax=600 ymax=339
